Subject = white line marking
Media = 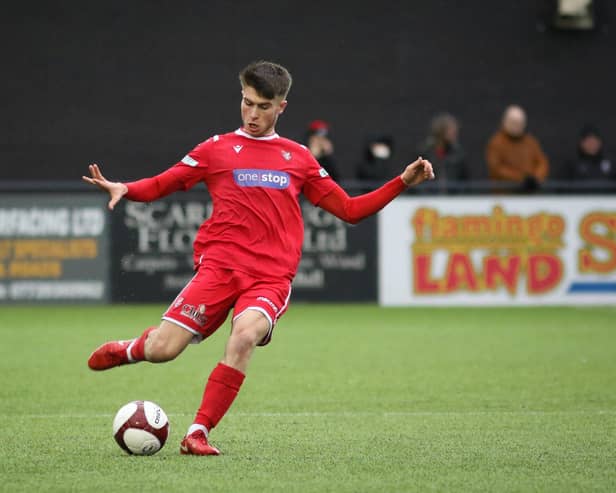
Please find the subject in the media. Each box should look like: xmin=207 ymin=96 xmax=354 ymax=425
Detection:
xmin=2 ymin=410 xmax=615 ymax=419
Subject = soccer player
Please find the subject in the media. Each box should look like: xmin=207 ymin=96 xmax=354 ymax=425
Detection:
xmin=84 ymin=61 xmax=434 ymax=456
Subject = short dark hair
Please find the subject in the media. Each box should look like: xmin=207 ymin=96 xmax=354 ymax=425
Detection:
xmin=239 ymin=61 xmax=292 ymax=100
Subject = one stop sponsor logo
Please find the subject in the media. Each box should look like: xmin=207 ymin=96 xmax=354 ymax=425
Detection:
xmin=233 ymin=169 xmax=290 ymax=190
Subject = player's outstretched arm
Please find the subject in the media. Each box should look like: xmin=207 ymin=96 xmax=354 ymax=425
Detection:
xmin=83 ymin=161 xmax=202 ymax=207
xmin=82 ymin=163 xmax=128 ymax=210
xmin=318 ymin=157 xmax=434 ymax=224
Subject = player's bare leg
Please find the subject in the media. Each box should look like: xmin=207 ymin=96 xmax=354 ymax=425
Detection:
xmin=181 ymin=310 xmax=270 ymax=456
xmin=143 ymin=321 xmax=194 ymax=362
xmin=222 ymin=309 xmax=271 ymax=373
xmin=87 ymin=320 xmax=193 ymax=370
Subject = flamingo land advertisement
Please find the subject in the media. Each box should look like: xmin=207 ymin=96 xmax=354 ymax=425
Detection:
xmin=378 ymin=197 xmax=616 ymax=305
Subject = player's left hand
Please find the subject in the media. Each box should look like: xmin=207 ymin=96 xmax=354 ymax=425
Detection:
xmin=400 ymin=157 xmax=435 ymax=186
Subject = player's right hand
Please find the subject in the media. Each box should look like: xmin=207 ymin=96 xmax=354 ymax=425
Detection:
xmin=82 ymin=163 xmax=128 ymax=210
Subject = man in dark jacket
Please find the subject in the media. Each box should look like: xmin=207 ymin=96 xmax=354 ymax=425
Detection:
xmin=567 ymin=125 xmax=615 ymax=183
xmin=356 ymin=135 xmax=394 ymax=189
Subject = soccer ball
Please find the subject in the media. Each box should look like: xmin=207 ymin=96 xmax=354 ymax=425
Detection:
xmin=112 ymin=400 xmax=169 ymax=455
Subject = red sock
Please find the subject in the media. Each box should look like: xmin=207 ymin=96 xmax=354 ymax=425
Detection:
xmin=128 ymin=327 xmax=156 ymax=362
xmin=194 ymin=363 xmax=246 ymax=431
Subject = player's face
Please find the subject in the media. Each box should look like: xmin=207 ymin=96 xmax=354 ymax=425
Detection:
xmin=240 ymin=86 xmax=287 ymax=137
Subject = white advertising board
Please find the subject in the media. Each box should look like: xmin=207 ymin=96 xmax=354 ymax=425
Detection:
xmin=378 ymin=197 xmax=616 ymax=305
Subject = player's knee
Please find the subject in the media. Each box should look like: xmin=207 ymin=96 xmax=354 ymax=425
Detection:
xmin=229 ymin=324 xmax=262 ymax=354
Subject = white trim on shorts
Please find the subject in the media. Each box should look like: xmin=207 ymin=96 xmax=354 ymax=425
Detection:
xmin=161 ymin=316 xmax=203 ymax=341
xmin=161 ymin=271 xmax=203 ymax=342
xmin=233 ymin=306 xmax=273 ymax=330
xmin=275 ymin=283 xmax=292 ymax=323
xmin=165 ymin=271 xmax=199 ymax=312
xmin=233 ymin=307 xmax=274 ymax=346
xmin=232 ymin=282 xmax=292 ymax=345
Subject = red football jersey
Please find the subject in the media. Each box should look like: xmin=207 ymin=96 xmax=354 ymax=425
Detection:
xmin=165 ymin=129 xmax=337 ymax=281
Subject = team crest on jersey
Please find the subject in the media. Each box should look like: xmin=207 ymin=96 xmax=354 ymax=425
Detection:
xmin=281 ymin=150 xmax=292 ymax=161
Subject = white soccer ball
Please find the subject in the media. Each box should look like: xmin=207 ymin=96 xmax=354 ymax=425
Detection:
xmin=112 ymin=400 xmax=169 ymax=455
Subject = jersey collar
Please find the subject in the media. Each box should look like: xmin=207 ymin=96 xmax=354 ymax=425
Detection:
xmin=235 ymin=128 xmax=280 ymax=140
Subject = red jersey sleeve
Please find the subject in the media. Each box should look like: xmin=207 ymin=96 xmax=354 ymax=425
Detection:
xmin=317 ymin=176 xmax=407 ymax=224
xmin=302 ymin=152 xmax=338 ymax=205
xmin=124 ymin=139 xmax=211 ymax=202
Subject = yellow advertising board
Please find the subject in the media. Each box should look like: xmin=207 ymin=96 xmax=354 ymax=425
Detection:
xmin=0 ymin=195 xmax=109 ymax=302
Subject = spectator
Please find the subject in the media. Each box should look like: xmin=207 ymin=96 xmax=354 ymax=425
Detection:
xmin=567 ymin=124 xmax=615 ymax=182
xmin=486 ymin=105 xmax=549 ymax=191
xmin=355 ymin=135 xmax=394 ymax=188
xmin=306 ymin=119 xmax=340 ymax=181
xmin=420 ymin=113 xmax=467 ymax=193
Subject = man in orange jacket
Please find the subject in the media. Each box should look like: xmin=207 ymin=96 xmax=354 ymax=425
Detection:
xmin=486 ymin=105 xmax=549 ymax=191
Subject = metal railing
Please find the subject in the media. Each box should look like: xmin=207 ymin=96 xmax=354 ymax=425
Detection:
xmin=1 ymin=179 xmax=615 ymax=195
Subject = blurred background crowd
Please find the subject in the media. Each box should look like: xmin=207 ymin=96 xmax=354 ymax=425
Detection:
xmin=1 ymin=0 xmax=614 ymax=195
xmin=304 ymin=105 xmax=614 ymax=194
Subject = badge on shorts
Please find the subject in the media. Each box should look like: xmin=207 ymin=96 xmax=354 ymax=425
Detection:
xmin=181 ymin=303 xmax=207 ymax=327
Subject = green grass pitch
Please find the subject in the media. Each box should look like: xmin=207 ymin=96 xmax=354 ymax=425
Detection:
xmin=0 ymin=304 xmax=615 ymax=492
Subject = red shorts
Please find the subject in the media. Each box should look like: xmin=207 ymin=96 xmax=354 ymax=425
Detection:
xmin=162 ymin=265 xmax=292 ymax=346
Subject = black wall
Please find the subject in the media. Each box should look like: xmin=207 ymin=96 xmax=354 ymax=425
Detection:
xmin=1 ymin=1 xmax=614 ymax=182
